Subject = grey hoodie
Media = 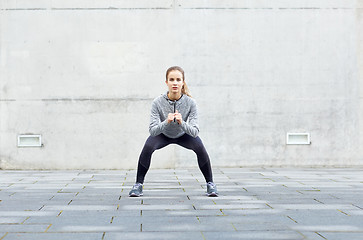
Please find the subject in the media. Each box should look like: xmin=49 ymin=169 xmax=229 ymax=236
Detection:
xmin=149 ymin=92 xmax=199 ymax=138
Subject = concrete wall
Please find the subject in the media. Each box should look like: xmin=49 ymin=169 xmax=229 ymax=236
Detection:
xmin=1 ymin=0 xmax=362 ymax=169
xmin=358 ymin=0 xmax=363 ymax=167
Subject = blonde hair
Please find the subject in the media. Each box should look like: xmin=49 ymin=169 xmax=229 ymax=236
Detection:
xmin=166 ymin=66 xmax=192 ymax=97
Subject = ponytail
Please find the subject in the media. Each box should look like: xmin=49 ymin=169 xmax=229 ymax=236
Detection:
xmin=181 ymin=81 xmax=192 ymax=97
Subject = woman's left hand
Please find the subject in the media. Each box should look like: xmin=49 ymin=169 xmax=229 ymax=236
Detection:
xmin=174 ymin=110 xmax=183 ymax=124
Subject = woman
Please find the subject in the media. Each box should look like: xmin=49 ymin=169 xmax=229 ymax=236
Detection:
xmin=129 ymin=66 xmax=218 ymax=197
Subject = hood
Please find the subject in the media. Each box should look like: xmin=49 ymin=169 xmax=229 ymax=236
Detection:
xmin=163 ymin=92 xmax=184 ymax=104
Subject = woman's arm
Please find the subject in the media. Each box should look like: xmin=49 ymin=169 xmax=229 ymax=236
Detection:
xmin=181 ymin=100 xmax=199 ymax=138
xmin=149 ymin=101 xmax=167 ymax=136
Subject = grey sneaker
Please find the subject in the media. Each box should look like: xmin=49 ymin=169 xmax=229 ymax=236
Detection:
xmin=206 ymin=182 xmax=218 ymax=197
xmin=129 ymin=183 xmax=143 ymax=197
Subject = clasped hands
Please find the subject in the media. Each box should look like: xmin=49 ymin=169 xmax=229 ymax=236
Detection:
xmin=167 ymin=110 xmax=182 ymax=124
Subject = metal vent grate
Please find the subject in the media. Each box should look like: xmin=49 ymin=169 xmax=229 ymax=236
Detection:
xmin=286 ymin=133 xmax=310 ymax=145
xmin=18 ymin=135 xmax=42 ymax=147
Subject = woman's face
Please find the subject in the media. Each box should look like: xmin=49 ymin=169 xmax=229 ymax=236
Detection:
xmin=166 ymin=70 xmax=184 ymax=95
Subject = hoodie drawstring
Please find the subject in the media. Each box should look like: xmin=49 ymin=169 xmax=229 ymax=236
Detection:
xmin=173 ymin=101 xmax=176 ymax=122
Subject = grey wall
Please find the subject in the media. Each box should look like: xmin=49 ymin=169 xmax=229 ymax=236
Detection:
xmin=1 ymin=0 xmax=362 ymax=169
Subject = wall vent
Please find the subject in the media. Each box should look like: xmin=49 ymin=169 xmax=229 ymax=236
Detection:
xmin=18 ymin=135 xmax=42 ymax=147
xmin=286 ymin=133 xmax=310 ymax=145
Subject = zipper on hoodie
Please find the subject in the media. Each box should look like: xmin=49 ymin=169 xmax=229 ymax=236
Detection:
xmin=173 ymin=101 xmax=176 ymax=122
xmin=166 ymin=93 xmax=182 ymax=123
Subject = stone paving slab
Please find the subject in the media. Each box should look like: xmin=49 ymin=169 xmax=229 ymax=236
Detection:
xmin=0 ymin=168 xmax=362 ymax=240
xmin=104 ymin=231 xmax=204 ymax=240
xmin=318 ymin=232 xmax=363 ymax=240
xmin=209 ymin=231 xmax=307 ymax=240
xmin=3 ymin=233 xmax=102 ymax=240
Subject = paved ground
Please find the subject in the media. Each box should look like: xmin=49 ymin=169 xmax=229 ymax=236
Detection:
xmin=0 ymin=168 xmax=362 ymax=240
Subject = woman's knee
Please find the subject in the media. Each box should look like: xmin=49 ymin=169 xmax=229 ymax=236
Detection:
xmin=142 ymin=142 xmax=156 ymax=155
xmin=190 ymin=138 xmax=206 ymax=152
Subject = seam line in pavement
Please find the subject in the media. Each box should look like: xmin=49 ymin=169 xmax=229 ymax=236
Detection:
xmin=315 ymin=232 xmax=328 ymax=239
xmin=44 ymin=224 xmax=52 ymax=232
xmin=0 ymin=233 xmax=7 ymax=240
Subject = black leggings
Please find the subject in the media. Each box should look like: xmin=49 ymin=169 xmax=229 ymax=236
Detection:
xmin=136 ymin=134 xmax=213 ymax=184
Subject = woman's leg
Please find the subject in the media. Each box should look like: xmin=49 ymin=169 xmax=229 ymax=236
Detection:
xmin=136 ymin=134 xmax=171 ymax=184
xmin=176 ymin=134 xmax=214 ymax=183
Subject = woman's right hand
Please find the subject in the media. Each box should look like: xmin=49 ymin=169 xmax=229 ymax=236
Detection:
xmin=167 ymin=113 xmax=175 ymax=123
